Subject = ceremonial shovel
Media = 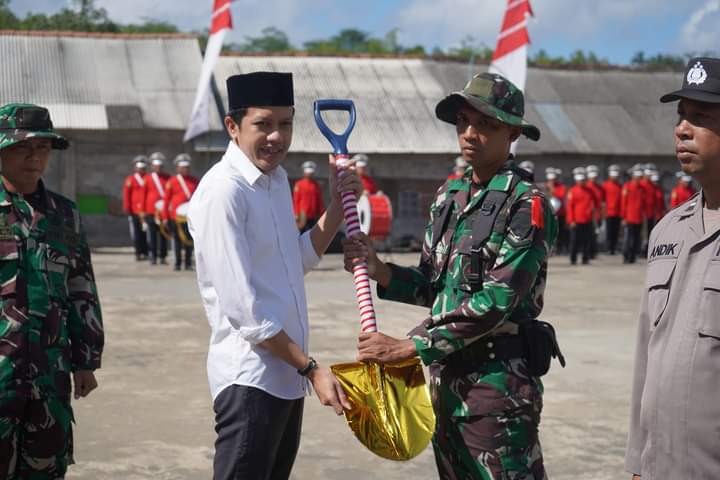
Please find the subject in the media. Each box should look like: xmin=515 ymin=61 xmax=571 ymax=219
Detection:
xmin=313 ymin=100 xmax=434 ymax=461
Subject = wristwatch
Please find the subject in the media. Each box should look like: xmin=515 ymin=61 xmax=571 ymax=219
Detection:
xmin=297 ymin=357 xmax=318 ymax=376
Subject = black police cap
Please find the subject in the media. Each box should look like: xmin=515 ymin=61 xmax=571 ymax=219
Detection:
xmin=661 ymin=57 xmax=720 ymax=104
xmin=226 ymin=72 xmax=294 ymax=112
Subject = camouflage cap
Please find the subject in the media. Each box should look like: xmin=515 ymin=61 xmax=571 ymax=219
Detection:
xmin=0 ymin=103 xmax=68 ymax=151
xmin=435 ymin=73 xmax=540 ymax=141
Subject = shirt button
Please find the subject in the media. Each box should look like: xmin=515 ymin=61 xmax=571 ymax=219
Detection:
xmin=489 ymin=353 xmax=496 ymax=359
xmin=487 ymin=342 xmax=494 ymax=348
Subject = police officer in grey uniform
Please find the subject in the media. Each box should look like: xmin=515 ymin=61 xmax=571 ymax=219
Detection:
xmin=626 ymin=57 xmax=720 ymax=480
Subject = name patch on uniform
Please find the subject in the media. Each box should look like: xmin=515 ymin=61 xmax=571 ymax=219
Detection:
xmin=0 ymin=214 xmax=13 ymax=240
xmin=649 ymin=241 xmax=682 ymax=261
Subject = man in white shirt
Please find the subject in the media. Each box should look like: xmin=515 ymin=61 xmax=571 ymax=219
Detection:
xmin=188 ymin=71 xmax=358 ymax=480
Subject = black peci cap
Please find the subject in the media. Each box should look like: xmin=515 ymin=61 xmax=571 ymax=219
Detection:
xmin=660 ymin=57 xmax=720 ymax=104
xmin=226 ymin=72 xmax=294 ymax=112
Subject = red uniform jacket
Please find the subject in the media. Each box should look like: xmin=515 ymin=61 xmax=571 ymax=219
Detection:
xmin=670 ymin=184 xmax=695 ymax=208
xmin=293 ymin=177 xmax=324 ymax=221
xmin=639 ymin=179 xmax=656 ymax=219
xmin=602 ymin=179 xmax=623 ymax=218
xmin=566 ymin=184 xmax=595 ymax=225
xmin=360 ymin=174 xmax=378 ymax=195
xmin=621 ymin=181 xmax=646 ymax=225
xmin=144 ymin=172 xmax=171 ymax=217
xmin=163 ymin=174 xmax=199 ymax=221
xmin=552 ymin=183 xmax=568 ymax=217
xmin=653 ymin=184 xmax=666 ymax=220
xmin=586 ymin=180 xmax=604 ymax=221
xmin=123 ymin=172 xmax=147 ymax=215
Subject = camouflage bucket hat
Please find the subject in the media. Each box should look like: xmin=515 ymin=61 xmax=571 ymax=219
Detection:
xmin=0 ymin=103 xmax=69 ymax=151
xmin=435 ymin=73 xmax=541 ymax=141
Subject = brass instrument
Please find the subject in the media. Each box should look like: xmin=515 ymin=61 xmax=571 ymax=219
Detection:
xmin=154 ymin=200 xmax=172 ymax=241
xmin=174 ymin=202 xmax=193 ymax=248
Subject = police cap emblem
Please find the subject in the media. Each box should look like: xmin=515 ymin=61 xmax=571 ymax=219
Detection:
xmin=687 ymin=61 xmax=708 ymax=86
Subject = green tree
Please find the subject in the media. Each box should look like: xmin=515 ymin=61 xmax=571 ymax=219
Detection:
xmin=0 ymin=0 xmax=19 ymax=29
xmin=121 ymin=19 xmax=178 ymax=34
xmin=631 ymin=51 xmax=686 ymax=68
xmin=241 ymin=26 xmax=293 ymax=52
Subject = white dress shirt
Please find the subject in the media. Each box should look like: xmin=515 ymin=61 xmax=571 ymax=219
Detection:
xmin=188 ymin=141 xmax=321 ymax=401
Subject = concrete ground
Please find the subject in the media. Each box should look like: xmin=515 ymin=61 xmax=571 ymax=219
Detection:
xmin=67 ymin=250 xmax=645 ymax=480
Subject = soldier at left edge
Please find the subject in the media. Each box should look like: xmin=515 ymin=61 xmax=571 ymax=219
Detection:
xmin=122 ymin=155 xmax=150 ymax=261
xmin=0 ymin=103 xmax=104 ymax=479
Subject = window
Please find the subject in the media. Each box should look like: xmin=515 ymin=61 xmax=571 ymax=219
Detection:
xmin=398 ymin=191 xmax=421 ymax=218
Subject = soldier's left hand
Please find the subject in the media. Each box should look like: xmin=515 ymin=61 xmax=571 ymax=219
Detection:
xmin=357 ymin=332 xmax=417 ymax=364
xmin=328 ymin=154 xmax=363 ymax=205
xmin=73 ymin=370 xmax=98 ymax=399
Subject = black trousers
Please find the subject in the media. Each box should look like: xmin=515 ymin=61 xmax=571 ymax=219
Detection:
xmin=606 ymin=216 xmax=621 ymax=254
xmin=145 ymin=216 xmax=168 ymax=261
xmin=213 ymin=385 xmax=304 ymax=480
xmin=168 ymin=220 xmax=193 ymax=268
xmin=570 ymin=223 xmax=592 ymax=264
xmin=643 ymin=218 xmax=656 ymax=256
xmin=127 ymin=214 xmax=148 ymax=258
xmin=623 ymin=223 xmax=642 ymax=264
xmin=556 ymin=215 xmax=569 ymax=254
xmin=590 ymin=220 xmax=599 ymax=258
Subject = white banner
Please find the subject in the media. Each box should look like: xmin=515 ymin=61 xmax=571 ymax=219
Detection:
xmin=184 ymin=28 xmax=228 ymax=142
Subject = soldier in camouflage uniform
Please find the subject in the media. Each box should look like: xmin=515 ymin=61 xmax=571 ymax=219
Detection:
xmin=0 ymin=103 xmax=104 ymax=479
xmin=344 ymin=74 xmax=558 ymax=479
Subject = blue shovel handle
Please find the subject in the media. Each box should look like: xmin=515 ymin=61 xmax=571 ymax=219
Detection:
xmin=313 ymin=99 xmax=357 ymax=155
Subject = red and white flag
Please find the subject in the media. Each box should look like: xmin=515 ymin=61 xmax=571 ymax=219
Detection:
xmin=489 ymin=0 xmax=534 ymax=93
xmin=184 ymin=0 xmax=233 ymax=142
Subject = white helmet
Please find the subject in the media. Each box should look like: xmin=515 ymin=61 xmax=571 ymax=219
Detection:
xmin=352 ymin=153 xmax=369 ymax=167
xmin=572 ymin=166 xmax=586 ymax=182
xmin=301 ymin=161 xmax=317 ymax=173
xmin=133 ymin=155 xmax=148 ymax=169
xmin=174 ymin=153 xmax=191 ymax=167
xmin=149 ymin=151 xmax=166 ymax=166
xmin=518 ymin=160 xmax=535 ymax=174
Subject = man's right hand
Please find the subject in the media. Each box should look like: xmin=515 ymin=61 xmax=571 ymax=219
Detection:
xmin=307 ymin=367 xmax=352 ymax=415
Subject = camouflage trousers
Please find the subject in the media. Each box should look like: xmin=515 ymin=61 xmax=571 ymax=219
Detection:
xmin=430 ymin=359 xmax=547 ymax=480
xmin=0 ymin=395 xmax=73 ymax=480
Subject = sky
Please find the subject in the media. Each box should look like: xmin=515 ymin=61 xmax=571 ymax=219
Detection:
xmin=14 ymin=0 xmax=720 ymax=65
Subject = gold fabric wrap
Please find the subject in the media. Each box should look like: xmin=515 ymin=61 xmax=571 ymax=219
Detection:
xmin=331 ymin=358 xmax=435 ymax=461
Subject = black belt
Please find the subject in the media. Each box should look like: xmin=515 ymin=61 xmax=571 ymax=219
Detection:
xmin=445 ymin=334 xmax=526 ymax=365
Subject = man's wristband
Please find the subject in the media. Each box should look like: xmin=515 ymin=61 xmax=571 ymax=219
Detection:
xmin=297 ymin=357 xmax=318 ymax=377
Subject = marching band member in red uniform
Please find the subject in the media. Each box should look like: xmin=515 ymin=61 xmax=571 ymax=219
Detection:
xmin=293 ymin=161 xmax=325 ymax=233
xmin=144 ymin=151 xmax=171 ymax=265
xmin=567 ymin=167 xmax=595 ymax=265
xmin=670 ymin=172 xmax=696 ymax=208
xmin=602 ymin=165 xmax=624 ymax=255
xmin=621 ymin=168 xmax=646 ymax=264
xmin=122 ymin=155 xmax=149 ymax=260
xmin=164 ymin=154 xmax=199 ymax=271
xmin=353 ymin=154 xmax=378 ymax=194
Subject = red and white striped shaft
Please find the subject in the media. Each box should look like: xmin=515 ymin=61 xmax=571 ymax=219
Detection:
xmin=337 ymin=155 xmax=377 ymax=333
